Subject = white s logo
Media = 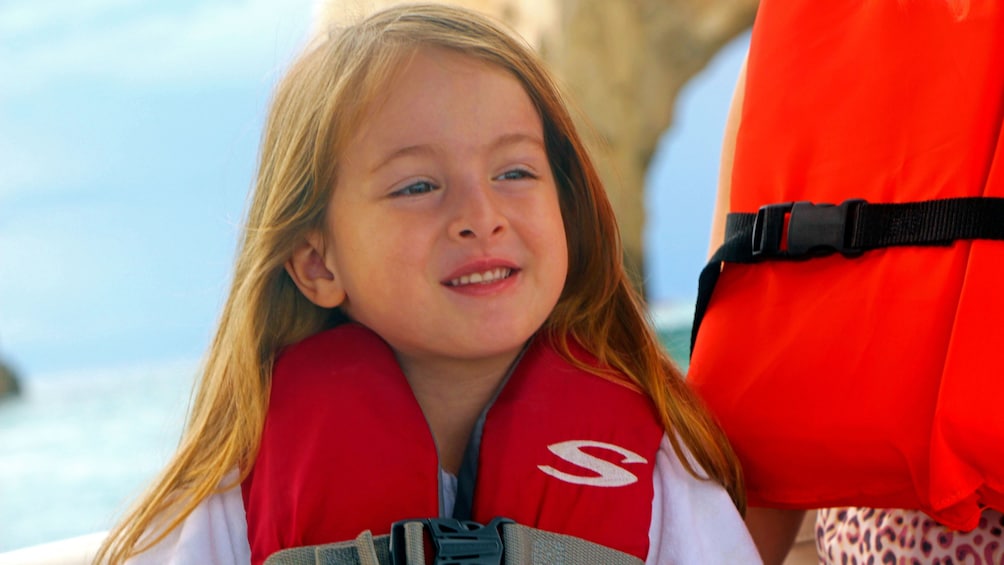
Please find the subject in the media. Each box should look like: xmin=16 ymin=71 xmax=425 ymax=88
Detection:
xmin=537 ymin=440 xmax=647 ymax=487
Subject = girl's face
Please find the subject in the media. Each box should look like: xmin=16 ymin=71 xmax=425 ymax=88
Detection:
xmin=322 ymin=47 xmax=568 ymax=381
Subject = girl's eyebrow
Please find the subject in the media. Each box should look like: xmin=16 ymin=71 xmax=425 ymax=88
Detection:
xmin=370 ymin=144 xmax=437 ymax=173
xmin=488 ymin=131 xmax=545 ymax=151
xmin=370 ymin=132 xmax=546 ymax=174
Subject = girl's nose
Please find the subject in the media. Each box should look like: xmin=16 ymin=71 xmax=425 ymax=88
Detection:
xmin=448 ymin=180 xmax=508 ymax=240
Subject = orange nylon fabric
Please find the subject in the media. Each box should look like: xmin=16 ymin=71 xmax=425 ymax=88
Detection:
xmin=688 ymin=0 xmax=1004 ymax=531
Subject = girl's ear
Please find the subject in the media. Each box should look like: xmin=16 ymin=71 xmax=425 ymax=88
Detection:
xmin=285 ymin=231 xmax=346 ymax=308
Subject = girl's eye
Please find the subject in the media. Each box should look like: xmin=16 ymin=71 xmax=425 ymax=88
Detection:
xmin=495 ymin=168 xmax=536 ymax=181
xmin=392 ymin=181 xmax=438 ymax=197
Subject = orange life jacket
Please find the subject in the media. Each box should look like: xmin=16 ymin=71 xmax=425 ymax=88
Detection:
xmin=689 ymin=0 xmax=1004 ymax=530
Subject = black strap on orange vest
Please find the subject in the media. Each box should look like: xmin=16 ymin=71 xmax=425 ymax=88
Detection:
xmin=690 ymin=197 xmax=1004 ymax=355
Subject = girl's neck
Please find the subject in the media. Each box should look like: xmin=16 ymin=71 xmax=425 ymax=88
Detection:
xmin=397 ymin=352 xmax=519 ymax=474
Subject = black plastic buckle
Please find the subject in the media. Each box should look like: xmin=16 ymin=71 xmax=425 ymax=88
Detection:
xmin=752 ymin=199 xmax=866 ymax=258
xmin=751 ymin=202 xmax=793 ymax=257
xmin=390 ymin=517 xmax=513 ymax=565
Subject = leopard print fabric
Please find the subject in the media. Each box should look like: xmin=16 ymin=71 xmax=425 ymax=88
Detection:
xmin=816 ymin=507 xmax=1004 ymax=564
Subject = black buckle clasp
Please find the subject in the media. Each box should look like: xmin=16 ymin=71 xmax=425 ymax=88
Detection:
xmin=390 ymin=517 xmax=513 ymax=565
xmin=752 ymin=199 xmax=866 ymax=258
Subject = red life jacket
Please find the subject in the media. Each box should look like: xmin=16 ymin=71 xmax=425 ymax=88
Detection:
xmin=242 ymin=324 xmax=663 ymax=564
xmin=688 ymin=1 xmax=1004 ymax=530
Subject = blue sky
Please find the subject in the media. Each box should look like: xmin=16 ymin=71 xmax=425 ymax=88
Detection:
xmin=0 ymin=0 xmax=748 ymax=377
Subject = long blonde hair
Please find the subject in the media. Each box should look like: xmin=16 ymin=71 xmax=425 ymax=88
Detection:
xmin=96 ymin=4 xmax=743 ymax=563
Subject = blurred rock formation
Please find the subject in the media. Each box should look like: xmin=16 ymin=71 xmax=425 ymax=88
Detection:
xmin=319 ymin=0 xmax=759 ymax=289
xmin=0 ymin=356 xmax=21 ymax=400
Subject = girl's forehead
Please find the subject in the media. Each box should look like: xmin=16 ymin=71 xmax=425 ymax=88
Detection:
xmin=325 ymin=47 xmax=551 ymax=197
xmin=354 ymin=47 xmax=539 ymax=139
xmin=370 ymin=46 xmax=527 ymax=106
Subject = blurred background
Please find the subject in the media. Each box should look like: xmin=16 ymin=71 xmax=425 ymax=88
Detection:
xmin=0 ymin=0 xmax=752 ymax=552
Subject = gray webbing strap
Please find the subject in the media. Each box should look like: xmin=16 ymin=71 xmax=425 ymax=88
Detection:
xmin=263 ymin=529 xmax=393 ymax=565
xmin=501 ymin=523 xmax=644 ymax=565
xmin=400 ymin=521 xmax=426 ymax=564
xmin=263 ymin=521 xmax=644 ymax=565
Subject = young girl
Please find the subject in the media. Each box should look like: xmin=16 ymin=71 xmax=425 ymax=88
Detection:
xmin=96 ymin=4 xmax=758 ymax=564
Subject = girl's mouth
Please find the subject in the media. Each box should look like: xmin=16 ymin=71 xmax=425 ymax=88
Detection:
xmin=445 ymin=267 xmax=514 ymax=287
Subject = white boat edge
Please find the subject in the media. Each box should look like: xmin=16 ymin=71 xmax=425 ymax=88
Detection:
xmin=0 ymin=532 xmax=105 ymax=565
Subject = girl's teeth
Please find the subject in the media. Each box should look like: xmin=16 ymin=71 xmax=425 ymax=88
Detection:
xmin=450 ymin=268 xmax=511 ymax=286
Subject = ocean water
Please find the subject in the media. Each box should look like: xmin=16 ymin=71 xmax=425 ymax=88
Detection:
xmin=0 ymin=360 xmax=197 ymax=551
xmin=0 ymin=324 xmax=691 ymax=552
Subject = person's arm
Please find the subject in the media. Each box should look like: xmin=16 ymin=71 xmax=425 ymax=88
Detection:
xmin=709 ymin=54 xmax=810 ymax=565
xmin=745 ymin=507 xmax=807 ymax=565
xmin=708 ymin=55 xmax=747 ymax=255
